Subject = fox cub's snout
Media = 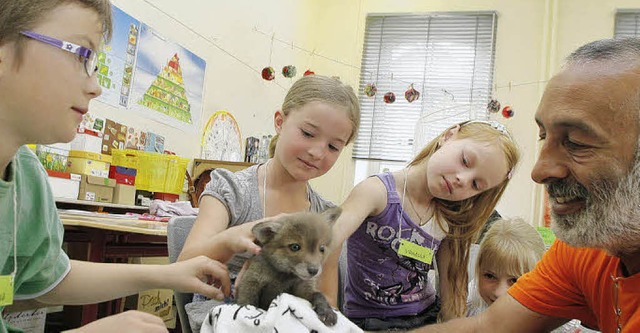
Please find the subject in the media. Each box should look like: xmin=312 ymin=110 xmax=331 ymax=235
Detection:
xmin=235 ymin=207 xmax=341 ymax=326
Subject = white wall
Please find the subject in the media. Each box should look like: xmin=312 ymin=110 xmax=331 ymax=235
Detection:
xmin=93 ymin=0 xmax=313 ymax=160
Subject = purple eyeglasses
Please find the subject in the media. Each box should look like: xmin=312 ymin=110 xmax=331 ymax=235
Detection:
xmin=20 ymin=30 xmax=98 ymax=77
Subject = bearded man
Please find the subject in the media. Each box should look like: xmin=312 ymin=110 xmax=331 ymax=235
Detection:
xmin=410 ymin=38 xmax=640 ymax=333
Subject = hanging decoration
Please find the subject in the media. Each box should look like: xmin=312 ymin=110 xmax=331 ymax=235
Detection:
xmin=364 ymin=83 xmax=377 ymax=97
xmin=262 ymin=32 xmax=276 ymax=81
xmin=501 ymin=106 xmax=514 ymax=119
xmin=384 ymin=92 xmax=396 ymax=104
xmin=487 ymin=99 xmax=501 ymax=113
xmin=282 ymin=65 xmax=297 ymax=78
xmin=404 ymin=84 xmax=420 ymax=103
xmin=261 ymin=67 xmax=275 ymax=81
xmin=303 ymin=69 xmax=315 ymax=76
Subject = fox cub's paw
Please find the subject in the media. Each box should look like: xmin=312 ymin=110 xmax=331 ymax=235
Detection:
xmin=314 ymin=303 xmax=338 ymax=326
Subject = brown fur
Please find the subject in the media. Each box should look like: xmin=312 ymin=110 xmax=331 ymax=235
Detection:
xmin=235 ymin=207 xmax=341 ymax=326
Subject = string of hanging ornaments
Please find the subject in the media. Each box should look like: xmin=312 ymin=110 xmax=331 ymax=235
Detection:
xmin=362 ymin=77 xmax=543 ymax=119
xmin=250 ymin=28 xmax=544 ymax=119
xmin=260 ymin=32 xmax=315 ymax=81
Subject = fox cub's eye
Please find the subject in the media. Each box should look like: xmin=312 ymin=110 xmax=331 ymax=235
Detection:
xmin=319 ymin=245 xmax=326 ymax=253
xmin=289 ymin=243 xmax=301 ymax=252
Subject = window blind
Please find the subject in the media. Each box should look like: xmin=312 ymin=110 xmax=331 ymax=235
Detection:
xmin=615 ymin=10 xmax=640 ymax=38
xmin=353 ymin=12 xmax=497 ymax=162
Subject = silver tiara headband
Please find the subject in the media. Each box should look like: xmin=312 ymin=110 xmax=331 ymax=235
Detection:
xmin=463 ymin=120 xmax=515 ymax=180
xmin=464 ymin=120 xmax=513 ymax=141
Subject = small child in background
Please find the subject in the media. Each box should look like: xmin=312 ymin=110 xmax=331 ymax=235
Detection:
xmin=467 ymin=217 xmax=545 ymax=316
xmin=468 ymin=218 xmax=599 ymax=333
xmin=324 ymin=120 xmax=520 ymax=331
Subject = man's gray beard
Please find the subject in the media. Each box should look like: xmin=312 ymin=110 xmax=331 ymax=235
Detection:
xmin=548 ymin=150 xmax=640 ymax=255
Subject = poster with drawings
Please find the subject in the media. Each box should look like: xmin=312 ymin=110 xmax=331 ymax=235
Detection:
xmin=95 ymin=5 xmax=140 ymax=108
xmin=128 ymin=23 xmax=206 ymax=131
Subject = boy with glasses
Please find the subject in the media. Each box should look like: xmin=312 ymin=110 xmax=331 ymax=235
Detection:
xmin=0 ymin=1 xmax=254 ymax=332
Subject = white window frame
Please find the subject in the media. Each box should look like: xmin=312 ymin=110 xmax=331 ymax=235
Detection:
xmin=353 ymin=12 xmax=498 ymax=184
xmin=615 ymin=9 xmax=640 ymax=38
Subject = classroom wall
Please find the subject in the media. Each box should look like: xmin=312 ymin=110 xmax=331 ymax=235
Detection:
xmin=93 ymin=0 xmax=314 ymax=163
xmin=92 ymin=0 xmax=639 ymax=225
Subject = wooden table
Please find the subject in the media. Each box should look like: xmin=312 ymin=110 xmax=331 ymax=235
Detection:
xmin=60 ymin=212 xmax=169 ymax=326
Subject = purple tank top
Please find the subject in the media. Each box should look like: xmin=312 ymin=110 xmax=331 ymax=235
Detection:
xmin=343 ymin=173 xmax=441 ymax=318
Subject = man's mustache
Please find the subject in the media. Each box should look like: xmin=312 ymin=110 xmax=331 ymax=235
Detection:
xmin=546 ymin=179 xmax=589 ymax=199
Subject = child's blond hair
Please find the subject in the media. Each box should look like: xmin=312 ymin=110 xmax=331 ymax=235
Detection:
xmin=409 ymin=120 xmax=520 ymax=318
xmin=476 ymin=218 xmax=545 ymax=280
xmin=268 ymin=75 xmax=360 ymax=157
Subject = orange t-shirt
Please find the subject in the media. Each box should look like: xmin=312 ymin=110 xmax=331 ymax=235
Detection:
xmin=509 ymin=240 xmax=640 ymax=332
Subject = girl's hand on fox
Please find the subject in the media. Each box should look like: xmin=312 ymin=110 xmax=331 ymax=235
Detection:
xmin=168 ymin=256 xmax=231 ymax=300
xmin=220 ymin=214 xmax=290 ymax=256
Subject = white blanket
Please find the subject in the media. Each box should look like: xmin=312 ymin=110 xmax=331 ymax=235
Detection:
xmin=201 ymin=293 xmax=363 ymax=333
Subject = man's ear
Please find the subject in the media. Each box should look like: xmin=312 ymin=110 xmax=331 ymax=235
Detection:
xmin=438 ymin=124 xmax=460 ymax=146
xmin=252 ymin=220 xmax=283 ymax=245
xmin=274 ymin=110 xmax=285 ymax=134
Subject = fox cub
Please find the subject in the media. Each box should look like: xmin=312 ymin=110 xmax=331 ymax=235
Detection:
xmin=235 ymin=207 xmax=341 ymax=326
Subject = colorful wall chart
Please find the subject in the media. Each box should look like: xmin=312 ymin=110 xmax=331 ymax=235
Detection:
xmin=95 ymin=5 xmax=140 ymax=108
xmin=129 ymin=23 xmax=206 ymax=130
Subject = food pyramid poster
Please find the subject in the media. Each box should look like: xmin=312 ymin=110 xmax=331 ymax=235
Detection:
xmin=129 ymin=23 xmax=206 ymax=131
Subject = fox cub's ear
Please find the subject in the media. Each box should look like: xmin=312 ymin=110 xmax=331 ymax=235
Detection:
xmin=322 ymin=207 xmax=342 ymax=226
xmin=252 ymin=220 xmax=284 ymax=245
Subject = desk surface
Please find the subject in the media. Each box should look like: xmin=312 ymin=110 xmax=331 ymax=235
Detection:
xmin=60 ymin=213 xmax=167 ymax=236
xmin=56 ymin=197 xmax=149 ymax=211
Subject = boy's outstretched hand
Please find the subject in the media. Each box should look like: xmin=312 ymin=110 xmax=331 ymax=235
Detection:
xmin=164 ymin=256 xmax=231 ymax=300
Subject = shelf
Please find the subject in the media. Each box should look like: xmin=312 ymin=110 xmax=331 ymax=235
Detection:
xmin=55 ymin=197 xmax=149 ymax=213
xmin=191 ymin=159 xmax=254 ymax=180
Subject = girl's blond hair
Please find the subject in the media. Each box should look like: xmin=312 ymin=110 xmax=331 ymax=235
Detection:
xmin=0 ymin=0 xmax=113 ymax=67
xmin=409 ymin=121 xmax=520 ymax=318
xmin=268 ymin=75 xmax=360 ymax=157
xmin=476 ymin=218 xmax=545 ymax=279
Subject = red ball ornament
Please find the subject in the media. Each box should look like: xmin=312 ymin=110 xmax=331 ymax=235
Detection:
xmin=303 ymin=69 xmax=315 ymax=76
xmin=261 ymin=67 xmax=275 ymax=81
xmin=502 ymin=106 xmax=514 ymax=118
xmin=404 ymin=84 xmax=420 ymax=103
xmin=282 ymin=65 xmax=297 ymax=78
xmin=384 ymin=92 xmax=396 ymax=104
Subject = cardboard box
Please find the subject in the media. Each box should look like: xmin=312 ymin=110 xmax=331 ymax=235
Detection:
xmin=78 ymin=175 xmax=115 ymax=203
xmin=102 ymin=119 xmax=128 ymax=155
xmin=68 ymin=150 xmax=112 ymax=178
xmin=46 ymin=170 xmax=81 ymax=200
xmin=113 ymin=184 xmax=136 ymax=205
xmin=124 ymin=257 xmax=175 ymax=329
